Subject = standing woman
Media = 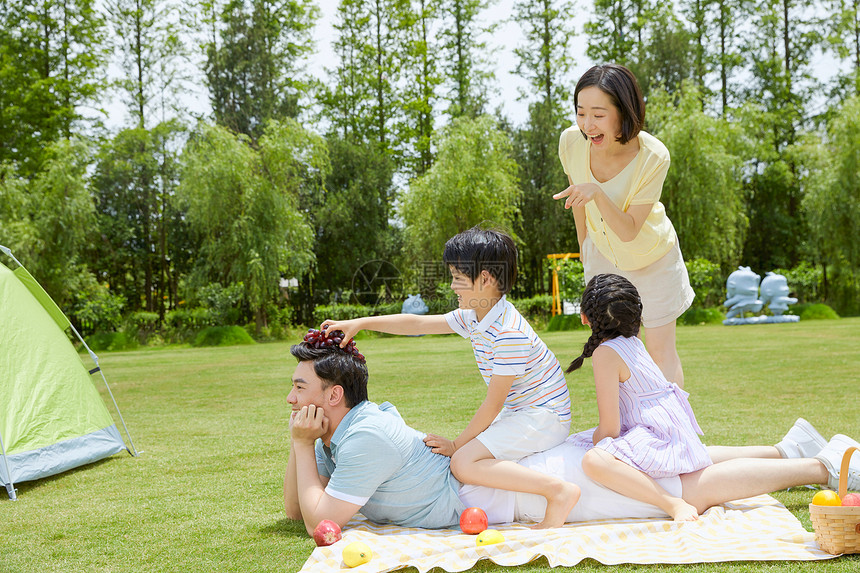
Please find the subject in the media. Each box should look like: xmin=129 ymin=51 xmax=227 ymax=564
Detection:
xmin=555 ymin=63 xmax=694 ymax=387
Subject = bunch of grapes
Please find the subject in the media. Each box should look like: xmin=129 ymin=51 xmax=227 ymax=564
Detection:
xmin=303 ymin=327 xmax=366 ymax=363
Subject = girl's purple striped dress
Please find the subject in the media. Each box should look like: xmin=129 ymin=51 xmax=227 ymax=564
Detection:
xmin=568 ymin=336 xmax=712 ymax=478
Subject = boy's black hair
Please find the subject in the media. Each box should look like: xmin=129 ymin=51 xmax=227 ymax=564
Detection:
xmin=442 ymin=226 xmax=517 ymax=294
xmin=566 ymin=274 xmax=642 ymax=373
xmin=290 ymin=343 xmax=368 ymax=408
xmin=574 ymin=64 xmax=645 ymax=145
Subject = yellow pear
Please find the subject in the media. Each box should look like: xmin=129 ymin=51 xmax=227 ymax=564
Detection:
xmin=475 ymin=529 xmax=505 ymax=546
xmin=343 ymin=541 xmax=373 ymax=568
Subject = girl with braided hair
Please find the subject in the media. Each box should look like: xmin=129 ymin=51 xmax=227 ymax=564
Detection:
xmin=566 ymin=274 xmax=711 ymax=521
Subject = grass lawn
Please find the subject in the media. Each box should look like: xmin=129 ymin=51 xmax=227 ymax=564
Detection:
xmin=4 ymin=318 xmax=860 ymax=572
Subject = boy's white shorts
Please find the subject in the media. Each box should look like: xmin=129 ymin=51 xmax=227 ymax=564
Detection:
xmin=477 ymin=407 xmax=570 ymax=461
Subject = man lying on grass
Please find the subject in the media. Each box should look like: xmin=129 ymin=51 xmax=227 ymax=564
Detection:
xmin=285 ymin=330 xmax=860 ymax=533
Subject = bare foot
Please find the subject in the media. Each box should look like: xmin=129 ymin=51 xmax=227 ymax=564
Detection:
xmin=668 ymin=499 xmax=699 ymax=522
xmin=533 ymin=481 xmax=581 ymax=529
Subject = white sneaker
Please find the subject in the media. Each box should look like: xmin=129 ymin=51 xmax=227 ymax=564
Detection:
xmin=814 ymin=434 xmax=860 ymax=491
xmin=774 ymin=418 xmax=827 ymax=459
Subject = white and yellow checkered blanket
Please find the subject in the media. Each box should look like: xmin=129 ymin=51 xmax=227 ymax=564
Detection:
xmin=299 ymin=495 xmax=835 ymax=572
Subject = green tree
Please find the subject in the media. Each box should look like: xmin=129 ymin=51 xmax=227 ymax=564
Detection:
xmin=585 ymin=0 xmax=656 ymax=67
xmin=179 ymin=121 xmax=323 ymax=331
xmin=510 ymin=0 xmax=577 ymax=295
xmin=511 ymin=103 xmax=577 ymax=295
xmin=307 ymin=134 xmax=396 ymax=297
xmin=107 ymin=0 xmax=188 ymax=128
xmin=711 ymin=0 xmax=750 ymax=114
xmin=399 ymin=0 xmax=440 ymax=174
xmin=0 ymin=0 xmax=108 ymax=176
xmin=648 ymin=85 xmax=748 ymax=269
xmin=824 ymin=0 xmax=860 ymax=99
xmin=8 ymin=139 xmax=98 ymax=308
xmin=739 ymin=0 xmax=823 ymax=271
xmin=91 ymin=121 xmax=187 ymax=318
xmin=678 ymin=0 xmax=751 ymax=114
xmin=0 ymin=163 xmax=31 ymax=248
xmin=802 ymin=96 xmax=860 ymax=302
xmin=743 ymin=0 xmax=822 ymax=147
xmin=633 ymin=8 xmax=694 ymax=99
xmin=313 ymin=0 xmax=413 ymax=317
xmin=323 ymin=0 xmax=412 ymax=159
xmin=513 ymin=0 xmax=575 ymax=107
xmin=400 ymin=116 xmax=520 ymax=266
xmin=201 ymin=0 xmax=317 ymax=140
xmin=437 ymin=0 xmax=496 ymax=118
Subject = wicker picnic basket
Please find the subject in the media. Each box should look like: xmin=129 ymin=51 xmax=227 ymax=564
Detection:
xmin=809 ymin=446 xmax=860 ymax=555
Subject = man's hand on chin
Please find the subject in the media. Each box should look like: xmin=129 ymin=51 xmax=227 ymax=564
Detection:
xmin=291 ymin=404 xmax=330 ymax=446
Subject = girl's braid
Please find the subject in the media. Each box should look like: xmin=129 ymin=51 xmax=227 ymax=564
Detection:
xmin=566 ymin=292 xmax=602 ymax=372
xmin=565 ymin=274 xmax=642 ymax=373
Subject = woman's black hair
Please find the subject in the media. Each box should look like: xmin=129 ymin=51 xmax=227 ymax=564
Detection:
xmin=566 ymin=274 xmax=643 ymax=373
xmin=574 ymin=64 xmax=645 ymax=145
xmin=290 ymin=343 xmax=369 ymax=408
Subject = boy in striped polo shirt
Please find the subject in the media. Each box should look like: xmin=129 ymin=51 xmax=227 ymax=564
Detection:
xmin=322 ymin=226 xmax=580 ymax=528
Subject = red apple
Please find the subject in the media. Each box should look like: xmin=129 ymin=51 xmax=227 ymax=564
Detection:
xmin=842 ymin=493 xmax=860 ymax=506
xmin=459 ymin=507 xmax=489 ymax=534
xmin=312 ymin=519 xmax=342 ymax=546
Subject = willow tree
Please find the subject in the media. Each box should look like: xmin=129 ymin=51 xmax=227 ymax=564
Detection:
xmin=400 ymin=116 xmax=520 ymax=273
xmin=179 ymin=120 xmax=324 ymax=331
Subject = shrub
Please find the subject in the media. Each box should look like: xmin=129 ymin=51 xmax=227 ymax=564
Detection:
xmin=685 ymin=258 xmax=723 ymax=308
xmin=86 ymin=331 xmax=138 ymax=352
xmin=509 ymin=295 xmax=553 ymax=329
xmin=191 ymin=307 xmax=213 ymax=326
xmin=822 ymin=266 xmax=860 ymax=317
xmin=265 ymin=306 xmax=294 ymax=340
xmin=510 ymin=295 xmax=553 ymax=320
xmin=196 ymin=282 xmax=244 ymax=326
xmin=796 ymin=303 xmax=840 ymax=321
xmin=313 ymin=303 xmax=373 ymax=325
xmin=771 ymin=262 xmax=822 ymax=303
xmin=546 ymin=314 xmax=589 ymax=331
xmin=72 ymin=284 xmax=125 ymax=335
xmin=163 ymin=307 xmax=212 ymax=343
xmin=126 ymin=311 xmax=159 ymax=344
xmin=679 ymin=306 xmax=725 ymax=325
xmin=192 ymin=325 xmax=256 ymax=347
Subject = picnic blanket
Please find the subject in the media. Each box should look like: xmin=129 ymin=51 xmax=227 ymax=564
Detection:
xmin=299 ymin=494 xmax=836 ymax=572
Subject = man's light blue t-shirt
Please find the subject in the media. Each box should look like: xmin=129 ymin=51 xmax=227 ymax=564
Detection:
xmin=314 ymin=401 xmax=465 ymax=529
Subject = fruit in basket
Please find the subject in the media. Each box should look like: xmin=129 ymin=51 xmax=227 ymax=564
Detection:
xmin=842 ymin=492 xmax=860 ymax=506
xmin=460 ymin=507 xmax=489 ymax=534
xmin=811 ymin=490 xmax=842 ymax=506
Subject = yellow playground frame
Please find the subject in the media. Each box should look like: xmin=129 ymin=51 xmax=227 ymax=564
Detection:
xmin=547 ymin=253 xmax=580 ymax=316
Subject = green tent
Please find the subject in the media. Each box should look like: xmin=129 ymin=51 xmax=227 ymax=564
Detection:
xmin=1 ymin=247 xmax=137 ymax=501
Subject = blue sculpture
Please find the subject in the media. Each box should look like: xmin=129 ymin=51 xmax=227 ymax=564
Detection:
xmin=402 ymin=294 xmax=429 ymax=315
xmin=723 ymin=267 xmax=763 ymax=324
xmin=722 ymin=268 xmax=799 ymax=325
xmin=759 ymin=272 xmax=799 ymax=323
